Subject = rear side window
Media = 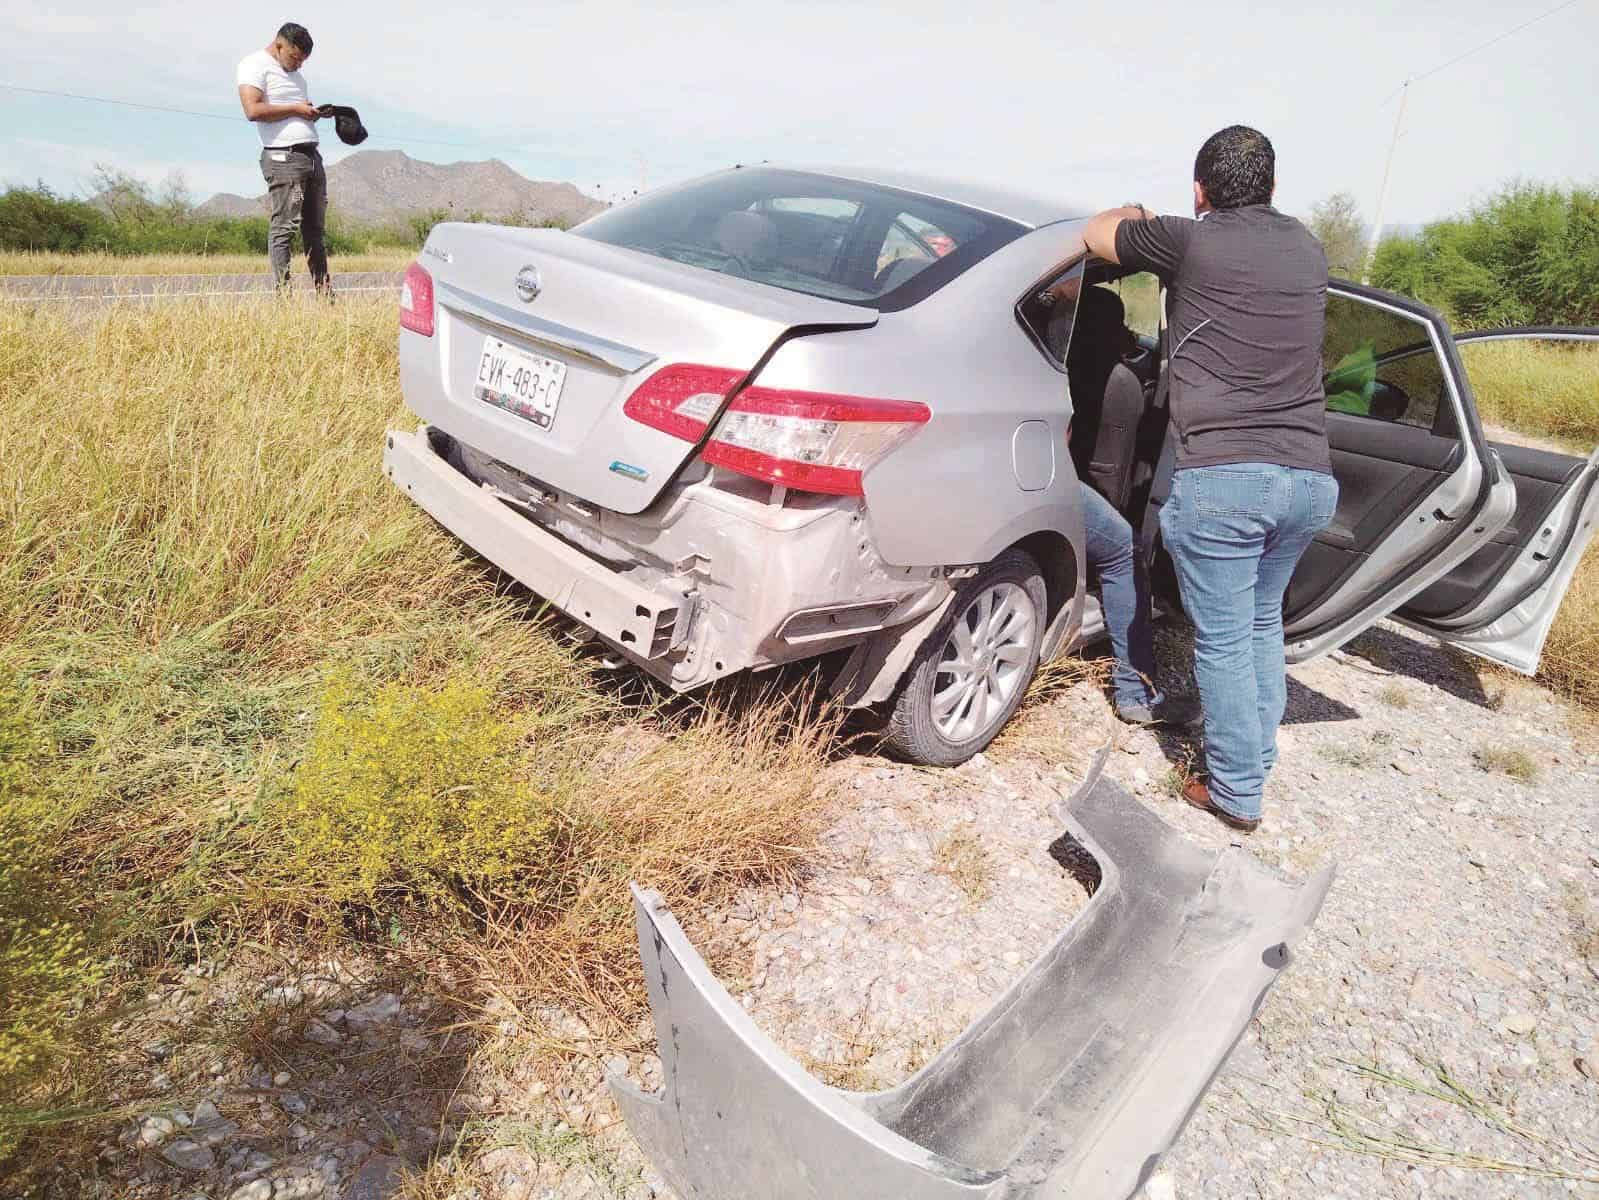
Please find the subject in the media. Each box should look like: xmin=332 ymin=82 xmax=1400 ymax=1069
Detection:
xmin=1016 ymin=261 xmax=1086 ymax=368
xmin=572 ymin=167 xmax=1025 ymax=311
xmin=1323 ymin=293 xmax=1448 ymax=432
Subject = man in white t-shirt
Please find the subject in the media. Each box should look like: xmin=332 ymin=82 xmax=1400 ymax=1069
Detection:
xmin=236 ymin=23 xmax=330 ymax=292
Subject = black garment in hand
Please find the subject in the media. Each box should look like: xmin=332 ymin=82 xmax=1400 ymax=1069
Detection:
xmin=316 ymin=104 xmax=369 ymax=146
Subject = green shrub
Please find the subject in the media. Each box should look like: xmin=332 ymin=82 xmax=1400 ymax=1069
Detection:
xmin=0 ymin=186 xmax=113 ymax=253
xmin=1 ymin=173 xmax=567 ymax=259
xmin=363 ymin=206 xmax=573 ymax=251
xmin=0 ymin=183 xmax=365 ymax=258
xmin=1371 ymin=182 xmax=1599 ymax=327
xmin=0 ymin=683 xmax=103 ymax=1155
xmin=278 ymin=671 xmax=559 ymax=908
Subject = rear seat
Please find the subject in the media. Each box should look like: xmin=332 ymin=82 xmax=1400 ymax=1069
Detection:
xmin=1083 ymin=362 xmax=1147 ymax=511
xmin=1067 ymin=286 xmax=1154 ymax=513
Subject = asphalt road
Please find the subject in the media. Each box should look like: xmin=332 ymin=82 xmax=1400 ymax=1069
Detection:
xmin=0 ymin=271 xmax=402 ymax=302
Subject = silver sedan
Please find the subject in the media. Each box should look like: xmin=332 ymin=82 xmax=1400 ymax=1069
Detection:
xmin=386 ymin=164 xmax=1599 ymax=765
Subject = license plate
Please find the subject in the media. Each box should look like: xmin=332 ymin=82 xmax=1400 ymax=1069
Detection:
xmin=474 ymin=336 xmax=567 ymax=430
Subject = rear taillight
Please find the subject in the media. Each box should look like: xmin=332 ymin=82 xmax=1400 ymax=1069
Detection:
xmin=704 ymin=387 xmax=930 ymax=496
xmin=399 ymin=262 xmax=435 ymax=337
xmin=622 ymin=364 xmax=746 ymax=440
xmin=623 ymin=365 xmax=930 ymax=497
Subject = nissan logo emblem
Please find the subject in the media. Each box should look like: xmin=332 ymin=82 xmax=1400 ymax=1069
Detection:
xmin=515 ymin=265 xmax=542 ymax=303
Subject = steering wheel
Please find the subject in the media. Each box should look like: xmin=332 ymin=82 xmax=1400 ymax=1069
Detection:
xmin=659 ymin=242 xmax=751 ymax=277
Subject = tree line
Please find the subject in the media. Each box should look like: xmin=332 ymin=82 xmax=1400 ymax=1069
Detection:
xmin=1309 ymin=182 xmax=1599 ymax=327
xmin=5 ymin=167 xmax=1594 ymax=328
xmin=0 ymin=168 xmax=568 ymax=258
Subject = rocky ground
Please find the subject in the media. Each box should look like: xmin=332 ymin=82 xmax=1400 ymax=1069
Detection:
xmin=54 ymin=621 xmax=1599 ymax=1199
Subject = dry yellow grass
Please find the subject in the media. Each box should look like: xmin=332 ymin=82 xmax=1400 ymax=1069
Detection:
xmin=1462 ymin=340 xmax=1599 ymax=708
xmin=0 ymin=249 xmax=412 ymax=276
xmin=1535 ymin=543 xmax=1599 ymax=709
xmin=0 ymin=294 xmax=835 ymax=1163
xmin=933 ymin=828 xmax=993 ymax=906
xmin=1463 ymin=340 xmax=1599 ymax=448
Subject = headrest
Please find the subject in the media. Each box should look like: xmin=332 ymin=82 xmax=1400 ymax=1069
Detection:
xmin=875 ymin=256 xmax=930 ymax=292
xmin=1076 ymin=284 xmax=1126 ymax=328
xmin=711 ymin=211 xmax=777 ymax=265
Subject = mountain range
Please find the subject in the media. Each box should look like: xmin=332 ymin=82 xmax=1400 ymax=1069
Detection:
xmin=197 ymin=150 xmax=606 ymax=227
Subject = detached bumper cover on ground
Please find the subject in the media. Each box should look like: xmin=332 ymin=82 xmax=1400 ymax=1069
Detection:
xmin=610 ymin=749 xmax=1334 ymax=1199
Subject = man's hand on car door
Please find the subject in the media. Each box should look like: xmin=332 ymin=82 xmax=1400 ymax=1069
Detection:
xmin=1081 ymin=204 xmax=1154 ymax=265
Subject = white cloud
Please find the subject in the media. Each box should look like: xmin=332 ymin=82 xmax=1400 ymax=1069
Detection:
xmin=5 ymin=137 xmax=254 ymax=200
xmin=2 ymin=13 xmax=103 ymax=35
xmin=4 ymin=0 xmax=1597 ymax=225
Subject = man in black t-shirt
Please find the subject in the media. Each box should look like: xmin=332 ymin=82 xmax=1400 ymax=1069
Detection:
xmin=1081 ymin=125 xmax=1339 ymax=833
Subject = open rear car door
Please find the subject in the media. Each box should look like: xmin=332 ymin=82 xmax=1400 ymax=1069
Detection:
xmin=1281 ymin=283 xmax=1518 ymax=661
xmin=1393 ymin=329 xmax=1599 ymax=673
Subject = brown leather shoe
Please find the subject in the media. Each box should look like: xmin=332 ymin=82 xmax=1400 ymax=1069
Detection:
xmin=1181 ymin=777 xmax=1260 ymax=833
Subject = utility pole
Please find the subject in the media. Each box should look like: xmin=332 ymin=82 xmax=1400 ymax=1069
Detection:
xmin=1364 ymin=80 xmax=1410 ymax=284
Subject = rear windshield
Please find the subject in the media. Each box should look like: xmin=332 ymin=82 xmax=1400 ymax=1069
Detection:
xmin=571 ymin=167 xmax=1026 ymax=312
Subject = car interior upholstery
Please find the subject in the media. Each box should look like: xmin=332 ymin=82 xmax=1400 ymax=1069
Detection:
xmin=763 ymin=210 xmax=850 ymax=279
xmin=711 ymin=210 xmax=778 ymax=268
xmin=1281 ymin=316 xmax=1591 ymax=629
xmin=1084 ymin=363 xmax=1148 ymax=511
xmin=1400 ymin=439 xmax=1589 ymax=620
xmin=1062 ymin=279 xmax=1157 ymax=514
xmin=873 ymin=256 xmax=931 ymax=293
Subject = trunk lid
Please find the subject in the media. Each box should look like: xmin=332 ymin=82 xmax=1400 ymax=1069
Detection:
xmin=399 ymin=224 xmax=878 ymax=514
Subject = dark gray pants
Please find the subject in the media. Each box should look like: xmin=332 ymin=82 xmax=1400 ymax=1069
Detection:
xmin=260 ymin=145 xmax=329 ymax=289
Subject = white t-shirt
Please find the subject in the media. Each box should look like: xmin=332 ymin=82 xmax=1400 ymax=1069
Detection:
xmin=236 ymin=49 xmax=318 ymax=148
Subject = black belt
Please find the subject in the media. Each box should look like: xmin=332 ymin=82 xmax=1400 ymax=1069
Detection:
xmin=283 ymin=142 xmax=320 ymax=154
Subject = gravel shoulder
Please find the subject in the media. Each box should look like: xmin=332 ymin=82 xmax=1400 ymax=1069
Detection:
xmin=674 ymin=619 xmax=1599 ymax=1199
xmin=79 ymin=621 xmax=1599 ymax=1199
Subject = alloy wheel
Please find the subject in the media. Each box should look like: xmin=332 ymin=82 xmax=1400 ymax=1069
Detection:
xmin=930 ymin=581 xmax=1037 ymax=743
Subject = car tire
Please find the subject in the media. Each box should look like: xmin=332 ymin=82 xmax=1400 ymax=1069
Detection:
xmin=882 ymin=548 xmax=1047 ymax=766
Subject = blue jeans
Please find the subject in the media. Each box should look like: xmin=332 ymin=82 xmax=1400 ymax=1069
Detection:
xmin=1080 ymin=483 xmax=1160 ymax=711
xmin=1158 ymin=464 xmax=1338 ymax=820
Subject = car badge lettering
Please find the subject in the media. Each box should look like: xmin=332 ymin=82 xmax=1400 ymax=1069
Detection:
xmin=609 ymin=460 xmax=649 ymax=482
xmin=515 ymin=265 xmax=542 ymax=303
xmin=423 ymin=244 xmax=452 ymax=264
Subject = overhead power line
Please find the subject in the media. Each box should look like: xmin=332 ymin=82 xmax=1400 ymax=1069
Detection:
xmin=1379 ymin=0 xmax=1584 ymax=105
xmin=1364 ymin=0 xmax=1584 ymax=279
xmin=1408 ymin=0 xmax=1582 ymax=85
xmin=1 ymin=82 xmax=236 ymax=122
xmin=0 ymin=81 xmax=495 ymax=151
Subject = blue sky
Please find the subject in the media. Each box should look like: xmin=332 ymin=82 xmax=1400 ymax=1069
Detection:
xmin=3 ymin=1 xmax=1596 ymax=227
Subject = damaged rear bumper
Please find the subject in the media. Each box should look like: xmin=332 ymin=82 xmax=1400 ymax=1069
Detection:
xmin=384 ymin=425 xmax=947 ymax=691
xmin=610 ymin=748 xmax=1334 ymax=1199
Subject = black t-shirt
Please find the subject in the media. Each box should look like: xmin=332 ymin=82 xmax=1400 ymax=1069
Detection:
xmin=1114 ymin=206 xmax=1332 ymax=474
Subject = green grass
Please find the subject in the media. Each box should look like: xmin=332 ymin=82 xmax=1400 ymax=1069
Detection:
xmin=1377 ymin=683 xmax=1412 ymax=709
xmin=1319 ymin=742 xmax=1377 ymax=770
xmin=1234 ymin=1053 xmax=1599 ymax=1184
xmin=402 ymin=1114 xmax=642 ymax=1199
xmin=1471 ymin=744 xmax=1541 ymax=784
xmin=1106 ymin=272 xmax=1161 ymax=338
xmin=933 ymin=829 xmax=993 ymax=906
